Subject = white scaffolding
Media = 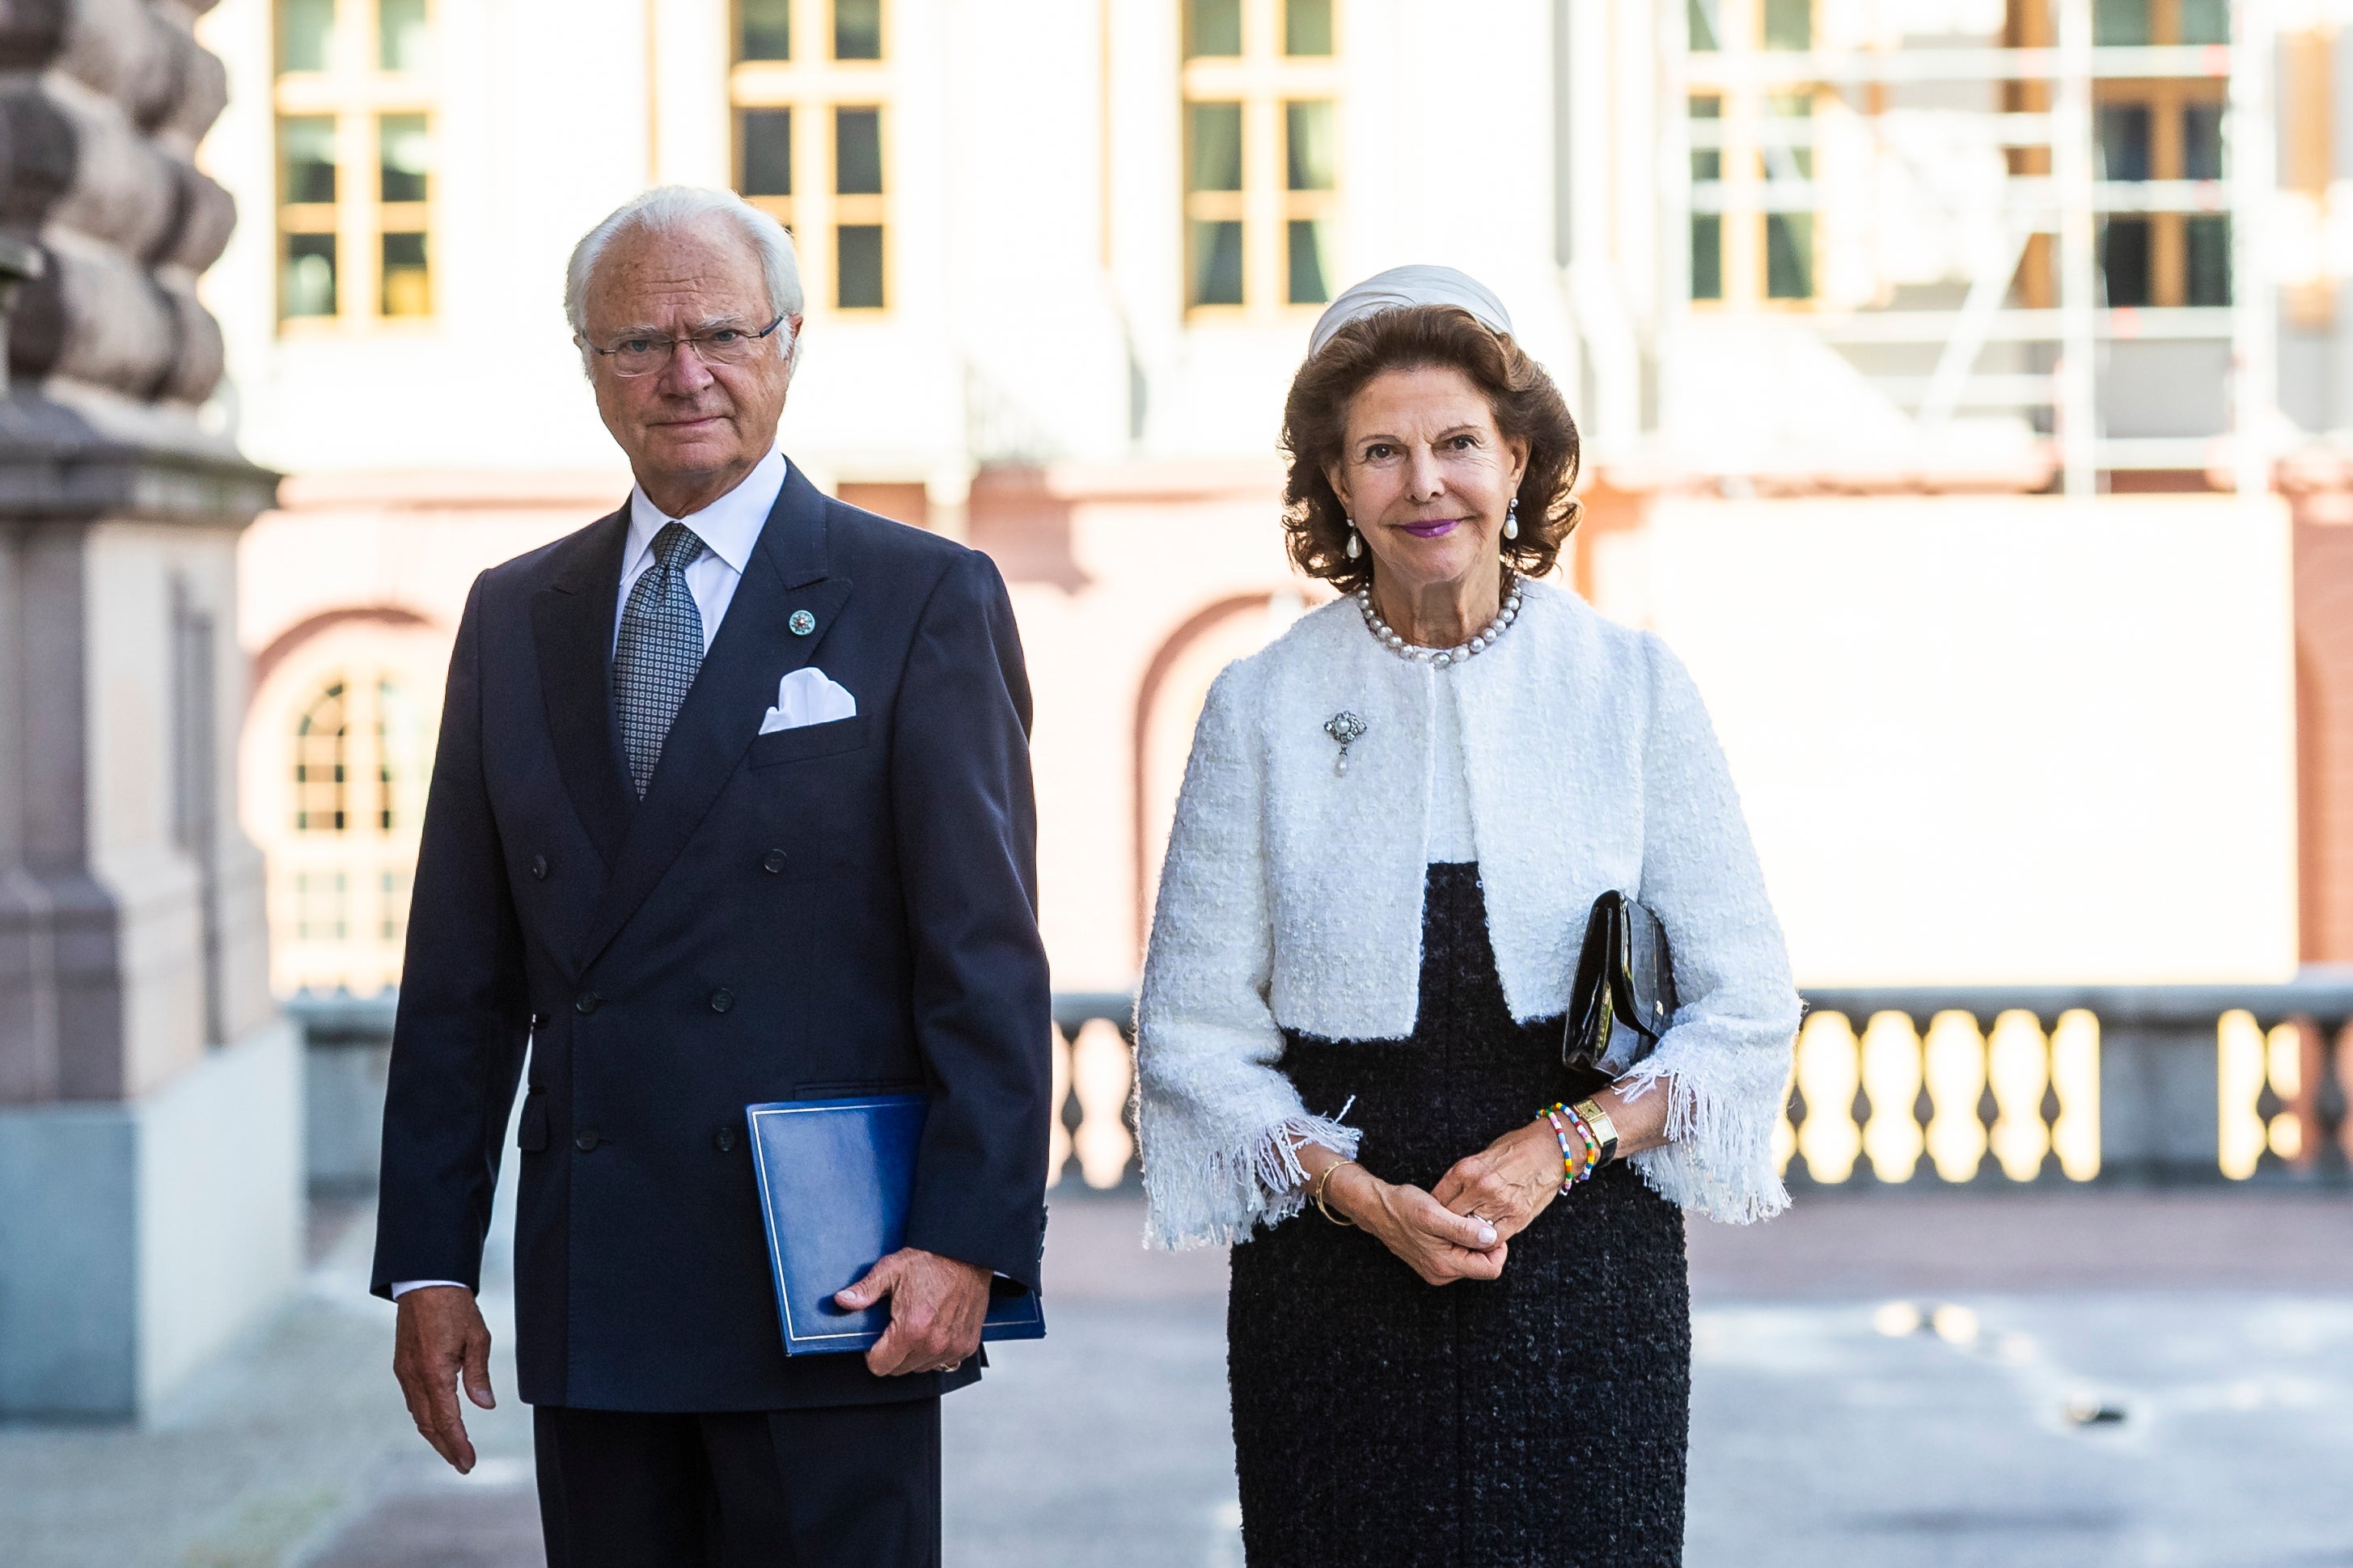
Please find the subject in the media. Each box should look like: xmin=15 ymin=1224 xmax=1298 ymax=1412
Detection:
xmin=1593 ymin=0 xmax=2281 ymax=494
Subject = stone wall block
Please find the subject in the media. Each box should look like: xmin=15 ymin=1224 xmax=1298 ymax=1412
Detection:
xmin=123 ymin=4 xmax=192 ymax=131
xmin=38 ymin=81 xmax=178 ymax=257
xmin=4 ymin=234 xmax=66 ymax=374
xmin=0 ymin=82 xmax=75 ymax=226
xmin=0 ymin=0 xmax=69 ymax=72
xmin=6 ymin=231 xmax=176 ymax=393
xmin=153 ymin=267 xmax=216 ymax=402
xmin=53 ymin=0 xmax=153 ymax=104
xmin=156 ymin=23 xmax=221 ymax=150
xmin=0 ymin=869 xmax=62 ymax=1103
xmin=153 ymin=154 xmax=230 ymax=271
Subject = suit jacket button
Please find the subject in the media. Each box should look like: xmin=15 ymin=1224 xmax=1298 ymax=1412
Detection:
xmin=531 ymin=854 xmax=549 ymax=880
xmin=709 ymin=987 xmax=734 ymax=1014
xmin=714 ymin=1127 xmax=738 ymax=1153
xmin=574 ymin=992 xmax=599 ymax=1015
xmin=760 ymin=849 xmax=787 ymax=874
xmin=575 ymin=1131 xmax=600 ymax=1152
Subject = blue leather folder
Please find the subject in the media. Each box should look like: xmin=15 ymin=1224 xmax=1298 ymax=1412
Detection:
xmin=745 ymin=1093 xmax=1046 ymax=1356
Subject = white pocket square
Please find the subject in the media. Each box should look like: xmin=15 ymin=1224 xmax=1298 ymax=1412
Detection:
xmin=760 ymin=667 xmax=858 ymax=734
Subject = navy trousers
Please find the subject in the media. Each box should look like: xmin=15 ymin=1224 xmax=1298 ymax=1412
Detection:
xmin=533 ymin=1399 xmax=941 ymax=1567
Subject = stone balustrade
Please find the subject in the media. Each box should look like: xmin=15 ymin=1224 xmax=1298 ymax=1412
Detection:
xmin=1793 ymin=981 xmax=2353 ymax=1187
xmin=282 ymin=980 xmax=2353 ymax=1199
xmin=1044 ymin=981 xmax=2353 ymax=1194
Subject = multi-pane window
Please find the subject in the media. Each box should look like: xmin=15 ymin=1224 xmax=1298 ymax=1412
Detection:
xmin=731 ymin=0 xmax=892 ymax=312
xmin=1685 ymin=2 xmax=1818 ymax=304
xmin=2093 ymin=0 xmax=2229 ymax=309
xmin=1690 ymin=97 xmax=1724 ymax=302
xmin=834 ymin=105 xmax=886 ymax=309
xmin=1686 ymin=0 xmax=1810 ymax=52
xmin=273 ymin=670 xmax=431 ymax=995
xmin=1689 ymin=0 xmax=1721 ymax=50
xmin=1181 ymin=0 xmax=1341 ymax=317
xmin=294 ymin=871 xmax=349 ymax=942
xmin=1763 ymin=95 xmax=1813 ymax=301
xmin=292 ymin=682 xmax=347 ymax=831
xmin=273 ymin=0 xmax=436 ymax=328
xmin=379 ymin=869 xmax=409 ymax=945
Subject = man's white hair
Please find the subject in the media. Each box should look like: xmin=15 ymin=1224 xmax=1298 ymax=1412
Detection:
xmin=565 ymin=186 xmax=804 ymax=373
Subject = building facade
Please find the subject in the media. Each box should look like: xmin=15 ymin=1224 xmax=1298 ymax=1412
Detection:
xmin=194 ymin=0 xmax=2353 ymax=1018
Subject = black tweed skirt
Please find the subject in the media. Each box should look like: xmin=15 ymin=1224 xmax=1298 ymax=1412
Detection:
xmin=1227 ymin=864 xmax=1691 ymax=1568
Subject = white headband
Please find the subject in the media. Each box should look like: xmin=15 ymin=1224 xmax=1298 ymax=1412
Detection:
xmin=1306 ymin=264 xmax=1515 ymax=360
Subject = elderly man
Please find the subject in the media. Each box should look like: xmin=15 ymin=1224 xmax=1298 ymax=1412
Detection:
xmin=371 ymin=187 xmax=1052 ymax=1566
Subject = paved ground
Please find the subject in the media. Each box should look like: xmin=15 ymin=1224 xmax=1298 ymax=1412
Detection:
xmin=5 ymin=1185 xmax=2352 ymax=1566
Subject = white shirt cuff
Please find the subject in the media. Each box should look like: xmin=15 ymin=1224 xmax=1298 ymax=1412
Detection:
xmin=390 ymin=1279 xmax=468 ymax=1299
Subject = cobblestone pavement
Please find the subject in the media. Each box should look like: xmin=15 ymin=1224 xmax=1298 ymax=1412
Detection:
xmin=4 ymin=1186 xmax=2351 ymax=1566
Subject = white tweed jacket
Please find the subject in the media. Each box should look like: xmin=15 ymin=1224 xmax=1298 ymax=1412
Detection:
xmin=1134 ymin=579 xmax=1801 ymax=1249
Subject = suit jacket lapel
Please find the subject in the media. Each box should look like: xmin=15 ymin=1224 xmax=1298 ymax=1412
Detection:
xmin=529 ymin=507 xmax=635 ymax=873
xmin=574 ymin=464 xmax=853 ymax=974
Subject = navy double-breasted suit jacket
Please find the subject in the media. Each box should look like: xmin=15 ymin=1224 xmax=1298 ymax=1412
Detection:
xmin=370 ymin=462 xmax=1054 ymax=1413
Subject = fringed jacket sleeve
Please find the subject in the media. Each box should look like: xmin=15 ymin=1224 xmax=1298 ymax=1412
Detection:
xmin=1615 ymin=633 xmax=1803 ymax=1224
xmin=1135 ymin=665 xmax=1362 ymax=1249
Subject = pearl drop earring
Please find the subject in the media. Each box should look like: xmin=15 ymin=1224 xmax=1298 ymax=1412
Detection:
xmin=1345 ymin=519 xmax=1362 ymax=560
xmin=1503 ymin=497 xmax=1520 ymax=541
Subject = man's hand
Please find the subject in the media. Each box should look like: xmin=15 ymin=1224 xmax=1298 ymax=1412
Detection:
xmin=392 ymin=1285 xmax=495 ymax=1473
xmin=835 ymin=1248 xmax=992 ymax=1378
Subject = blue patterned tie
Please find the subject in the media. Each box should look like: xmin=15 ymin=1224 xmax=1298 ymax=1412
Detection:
xmin=613 ymin=522 xmax=706 ymax=797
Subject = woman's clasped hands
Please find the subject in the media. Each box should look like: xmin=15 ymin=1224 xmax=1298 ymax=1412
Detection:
xmin=1306 ymin=1116 xmax=1575 ymax=1287
xmin=1315 ymin=1159 xmax=1506 ymax=1285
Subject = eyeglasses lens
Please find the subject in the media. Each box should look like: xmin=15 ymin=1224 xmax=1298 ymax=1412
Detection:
xmin=611 ymin=326 xmax=771 ymax=377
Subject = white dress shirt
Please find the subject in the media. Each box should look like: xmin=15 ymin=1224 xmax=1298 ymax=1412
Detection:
xmin=391 ymin=451 xmax=790 ymax=1303
xmin=612 ymin=448 xmax=788 ymax=657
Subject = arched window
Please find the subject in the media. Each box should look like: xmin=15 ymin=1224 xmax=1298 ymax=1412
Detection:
xmin=259 ymin=659 xmax=438 ymax=997
xmin=376 ymin=678 xmax=417 ymax=831
xmin=293 ymin=681 xmax=349 ymax=831
xmin=1133 ymin=591 xmax=1306 ymax=962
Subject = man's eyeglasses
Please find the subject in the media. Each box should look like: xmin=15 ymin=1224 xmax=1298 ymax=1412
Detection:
xmin=584 ymin=315 xmax=788 ymax=377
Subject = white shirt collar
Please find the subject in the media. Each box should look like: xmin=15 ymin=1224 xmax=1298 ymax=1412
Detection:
xmin=624 ymin=449 xmax=789 ymax=577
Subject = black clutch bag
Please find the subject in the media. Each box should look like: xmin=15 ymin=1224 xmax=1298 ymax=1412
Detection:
xmin=1563 ymin=891 xmax=1679 ymax=1078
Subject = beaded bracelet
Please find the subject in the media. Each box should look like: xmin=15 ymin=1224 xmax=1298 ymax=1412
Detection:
xmin=1543 ymin=1101 xmax=1602 ymax=1191
xmin=1561 ymin=1102 xmax=1604 ymax=1173
xmin=1541 ymin=1108 xmax=1578 ymax=1194
xmin=1542 ymin=1105 xmax=1598 ymax=1194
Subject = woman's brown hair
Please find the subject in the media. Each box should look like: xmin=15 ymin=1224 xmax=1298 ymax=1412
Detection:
xmin=1280 ymin=304 xmax=1582 ymax=595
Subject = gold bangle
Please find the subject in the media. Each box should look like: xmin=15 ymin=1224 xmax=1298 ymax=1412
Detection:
xmin=1311 ymin=1160 xmax=1361 ymax=1227
xmin=1574 ymin=1097 xmax=1620 ymax=1165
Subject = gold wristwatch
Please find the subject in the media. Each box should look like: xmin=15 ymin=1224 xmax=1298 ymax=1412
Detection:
xmin=1572 ymin=1098 xmax=1619 ymax=1165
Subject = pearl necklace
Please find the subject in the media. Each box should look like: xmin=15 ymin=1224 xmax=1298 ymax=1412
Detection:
xmin=1354 ymin=572 xmax=1521 ymax=669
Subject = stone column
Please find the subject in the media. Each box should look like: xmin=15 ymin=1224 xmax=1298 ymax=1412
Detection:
xmin=0 ymin=0 xmax=294 ymax=1419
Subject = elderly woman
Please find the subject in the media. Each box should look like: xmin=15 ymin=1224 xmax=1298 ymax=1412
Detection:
xmin=1135 ymin=268 xmax=1801 ymax=1566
